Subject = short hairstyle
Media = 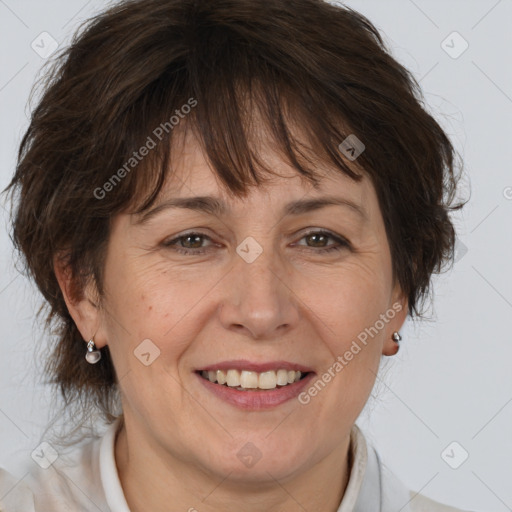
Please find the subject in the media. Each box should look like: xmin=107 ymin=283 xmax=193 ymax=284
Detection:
xmin=4 ymin=0 xmax=467 ymax=434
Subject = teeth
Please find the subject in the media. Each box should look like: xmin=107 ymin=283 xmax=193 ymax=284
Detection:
xmin=200 ymin=369 xmax=305 ymax=390
xmin=240 ymin=371 xmax=259 ymax=388
xmin=276 ymin=369 xmax=289 ymax=386
xmin=259 ymin=371 xmax=278 ymax=389
xmin=226 ymin=369 xmax=240 ymax=387
xmin=216 ymin=370 xmax=227 ymax=385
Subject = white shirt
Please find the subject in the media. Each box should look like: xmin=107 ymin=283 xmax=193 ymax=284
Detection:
xmin=0 ymin=419 xmax=471 ymax=512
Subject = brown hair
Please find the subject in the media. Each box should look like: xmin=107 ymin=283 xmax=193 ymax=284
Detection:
xmin=4 ymin=0 xmax=467 ymax=437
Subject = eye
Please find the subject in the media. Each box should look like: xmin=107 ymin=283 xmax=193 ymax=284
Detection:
xmin=293 ymin=229 xmax=350 ymax=253
xmin=162 ymin=232 xmax=216 ymax=255
xmin=162 ymin=229 xmax=350 ymax=256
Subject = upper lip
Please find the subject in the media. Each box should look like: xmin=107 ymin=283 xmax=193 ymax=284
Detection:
xmin=196 ymin=359 xmax=315 ymax=373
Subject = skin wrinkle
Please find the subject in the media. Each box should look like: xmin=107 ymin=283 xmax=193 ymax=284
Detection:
xmin=61 ymin=127 xmax=408 ymax=512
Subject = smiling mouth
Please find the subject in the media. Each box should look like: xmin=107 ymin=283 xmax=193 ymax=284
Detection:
xmin=196 ymin=369 xmax=311 ymax=391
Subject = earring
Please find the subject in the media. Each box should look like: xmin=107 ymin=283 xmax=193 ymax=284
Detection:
xmin=85 ymin=338 xmax=102 ymax=364
xmin=391 ymin=331 xmax=401 ymax=354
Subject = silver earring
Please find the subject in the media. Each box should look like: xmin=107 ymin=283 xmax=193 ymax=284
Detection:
xmin=85 ymin=339 xmax=102 ymax=364
xmin=392 ymin=331 xmax=401 ymax=343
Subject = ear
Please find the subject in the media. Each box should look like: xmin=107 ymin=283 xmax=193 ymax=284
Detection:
xmin=382 ymin=280 xmax=408 ymax=357
xmin=53 ymin=253 xmax=107 ymax=349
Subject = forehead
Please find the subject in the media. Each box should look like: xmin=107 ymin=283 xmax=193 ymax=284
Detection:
xmin=160 ymin=126 xmax=369 ymax=206
xmin=126 ymin=130 xmax=381 ymax=233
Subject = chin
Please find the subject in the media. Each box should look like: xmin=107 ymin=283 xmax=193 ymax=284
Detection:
xmin=197 ymin=442 xmax=310 ymax=483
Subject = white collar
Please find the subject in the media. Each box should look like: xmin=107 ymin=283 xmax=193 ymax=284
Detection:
xmin=98 ymin=418 xmax=411 ymax=512
xmin=351 ymin=425 xmax=413 ymax=512
xmin=99 ymin=417 xmax=131 ymax=512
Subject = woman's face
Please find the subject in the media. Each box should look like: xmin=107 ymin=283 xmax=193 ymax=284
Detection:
xmin=83 ymin=129 xmax=407 ymax=482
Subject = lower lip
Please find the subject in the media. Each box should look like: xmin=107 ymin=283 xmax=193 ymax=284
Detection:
xmin=195 ymin=371 xmax=316 ymax=410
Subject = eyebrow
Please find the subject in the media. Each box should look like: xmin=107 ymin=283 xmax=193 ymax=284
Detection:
xmin=134 ymin=195 xmax=367 ymax=225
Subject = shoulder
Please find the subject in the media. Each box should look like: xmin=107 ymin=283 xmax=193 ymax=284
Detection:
xmin=408 ymin=491 xmax=475 ymax=512
xmin=0 ymin=431 xmax=108 ymax=512
xmin=0 ymin=467 xmax=35 ymax=512
xmin=353 ymin=425 xmax=473 ymax=512
xmin=379 ymin=460 xmax=472 ymax=512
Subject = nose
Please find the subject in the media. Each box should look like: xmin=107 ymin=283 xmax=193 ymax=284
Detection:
xmin=218 ymin=245 xmax=300 ymax=340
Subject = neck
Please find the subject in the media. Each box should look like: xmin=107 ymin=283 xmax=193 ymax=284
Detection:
xmin=114 ymin=417 xmax=352 ymax=512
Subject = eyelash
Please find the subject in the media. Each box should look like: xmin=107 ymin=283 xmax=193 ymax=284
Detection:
xmin=162 ymin=230 xmax=350 ymax=256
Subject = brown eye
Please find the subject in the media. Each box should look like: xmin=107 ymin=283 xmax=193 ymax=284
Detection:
xmin=180 ymin=234 xmax=204 ymax=249
xmin=163 ymin=232 xmax=215 ymax=255
xmin=295 ymin=230 xmax=350 ymax=253
xmin=305 ymin=232 xmax=329 ymax=247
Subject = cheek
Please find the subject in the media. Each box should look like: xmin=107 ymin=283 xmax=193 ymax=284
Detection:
xmin=101 ymin=257 xmax=221 ymax=364
xmin=303 ymin=267 xmax=388 ymax=414
xmin=299 ymin=258 xmax=391 ymax=404
xmin=305 ymin=258 xmax=390 ymax=331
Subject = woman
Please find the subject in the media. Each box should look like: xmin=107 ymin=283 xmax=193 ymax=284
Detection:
xmin=0 ymin=0 xmax=471 ymax=510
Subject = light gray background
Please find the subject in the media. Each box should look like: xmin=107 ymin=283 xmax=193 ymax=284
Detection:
xmin=0 ymin=1 xmax=511 ymax=510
